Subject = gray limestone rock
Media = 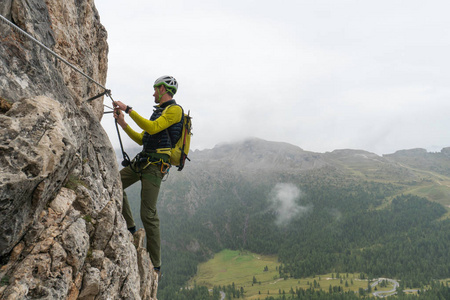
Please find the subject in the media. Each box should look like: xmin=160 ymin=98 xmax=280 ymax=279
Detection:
xmin=0 ymin=0 xmax=157 ymax=299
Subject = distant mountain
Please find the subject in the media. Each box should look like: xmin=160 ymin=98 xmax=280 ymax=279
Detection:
xmin=158 ymin=138 xmax=450 ymax=210
xmin=190 ymin=138 xmax=328 ymax=172
xmin=385 ymin=147 xmax=450 ymax=177
xmin=118 ymin=138 xmax=450 ymax=179
xmin=122 ymin=138 xmax=450 ymax=293
xmin=121 ymin=138 xmax=450 ymax=221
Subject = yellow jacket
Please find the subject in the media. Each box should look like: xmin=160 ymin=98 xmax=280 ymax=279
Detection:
xmin=124 ymin=103 xmax=182 ymax=146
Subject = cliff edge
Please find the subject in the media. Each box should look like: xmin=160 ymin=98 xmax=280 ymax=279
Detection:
xmin=0 ymin=0 xmax=157 ymax=299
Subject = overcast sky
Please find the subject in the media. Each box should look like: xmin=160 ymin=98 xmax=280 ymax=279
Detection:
xmin=95 ymin=0 xmax=450 ymax=155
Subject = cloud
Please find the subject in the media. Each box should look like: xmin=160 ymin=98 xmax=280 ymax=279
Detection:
xmin=269 ymin=183 xmax=311 ymax=226
xmin=97 ymin=0 xmax=450 ymax=155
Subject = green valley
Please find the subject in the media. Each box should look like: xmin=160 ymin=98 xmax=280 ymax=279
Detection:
xmin=190 ymin=249 xmax=394 ymax=299
xmin=123 ymin=139 xmax=450 ymax=299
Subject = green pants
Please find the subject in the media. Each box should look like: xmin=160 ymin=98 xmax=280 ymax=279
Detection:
xmin=121 ymin=163 xmax=164 ymax=268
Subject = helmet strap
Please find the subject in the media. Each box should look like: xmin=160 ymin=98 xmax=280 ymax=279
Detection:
xmin=156 ymin=85 xmax=169 ymax=103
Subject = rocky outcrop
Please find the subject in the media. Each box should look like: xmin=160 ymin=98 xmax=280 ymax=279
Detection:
xmin=0 ymin=0 xmax=157 ymax=299
xmin=0 ymin=0 xmax=106 ymax=119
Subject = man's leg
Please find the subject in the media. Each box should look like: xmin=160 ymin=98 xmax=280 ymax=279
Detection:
xmin=140 ymin=164 xmax=164 ymax=268
xmin=120 ymin=166 xmax=141 ymax=229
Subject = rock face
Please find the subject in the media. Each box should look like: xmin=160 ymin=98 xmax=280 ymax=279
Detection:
xmin=0 ymin=1 xmax=157 ymax=299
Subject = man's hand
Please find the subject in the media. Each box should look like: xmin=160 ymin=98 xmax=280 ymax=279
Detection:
xmin=113 ymin=109 xmax=128 ymax=129
xmin=113 ymin=100 xmax=127 ymax=111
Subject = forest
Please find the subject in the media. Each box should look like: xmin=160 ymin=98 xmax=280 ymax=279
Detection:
xmin=158 ymin=280 xmax=450 ymax=300
xmin=123 ymin=144 xmax=450 ymax=299
xmin=124 ymin=168 xmax=450 ymax=299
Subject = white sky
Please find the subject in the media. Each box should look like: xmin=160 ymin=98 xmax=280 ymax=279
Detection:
xmin=95 ymin=0 xmax=450 ymax=155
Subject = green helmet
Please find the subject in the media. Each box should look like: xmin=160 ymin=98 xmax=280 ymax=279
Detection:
xmin=154 ymin=75 xmax=178 ymax=95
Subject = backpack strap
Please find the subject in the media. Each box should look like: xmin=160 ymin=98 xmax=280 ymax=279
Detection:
xmin=164 ymin=104 xmax=184 ymax=148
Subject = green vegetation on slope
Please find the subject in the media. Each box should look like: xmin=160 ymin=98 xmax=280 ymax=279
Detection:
xmin=168 ymin=249 xmax=450 ymax=299
xmin=191 ymin=249 xmax=380 ymax=299
xmin=154 ymin=174 xmax=450 ymax=299
xmin=122 ymin=142 xmax=450 ymax=299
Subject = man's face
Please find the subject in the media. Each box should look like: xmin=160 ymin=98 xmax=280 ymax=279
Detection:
xmin=153 ymin=86 xmax=162 ymax=103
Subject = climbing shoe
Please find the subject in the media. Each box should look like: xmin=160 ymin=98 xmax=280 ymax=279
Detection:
xmin=128 ymin=226 xmax=137 ymax=234
xmin=154 ymin=267 xmax=162 ymax=281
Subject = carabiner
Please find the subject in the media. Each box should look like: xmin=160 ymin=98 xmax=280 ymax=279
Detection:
xmin=160 ymin=161 xmax=171 ymax=174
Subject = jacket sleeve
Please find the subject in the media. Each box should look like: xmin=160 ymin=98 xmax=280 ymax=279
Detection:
xmin=129 ymin=105 xmax=183 ymax=135
xmin=123 ymin=125 xmax=145 ymax=145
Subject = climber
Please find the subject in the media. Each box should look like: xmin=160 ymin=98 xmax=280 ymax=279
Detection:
xmin=112 ymin=75 xmax=183 ymax=279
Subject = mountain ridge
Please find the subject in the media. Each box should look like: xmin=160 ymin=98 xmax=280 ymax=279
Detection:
xmin=146 ymin=138 xmax=450 ymax=297
xmin=174 ymin=137 xmax=450 ymax=185
xmin=120 ymin=137 xmax=450 ymax=208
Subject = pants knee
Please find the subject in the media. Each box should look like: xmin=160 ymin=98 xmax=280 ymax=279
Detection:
xmin=141 ymin=209 xmax=159 ymax=225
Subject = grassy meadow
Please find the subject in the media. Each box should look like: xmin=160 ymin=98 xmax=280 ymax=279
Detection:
xmin=189 ymin=249 xmax=397 ymax=299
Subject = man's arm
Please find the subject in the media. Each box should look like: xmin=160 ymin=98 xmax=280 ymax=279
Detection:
xmin=114 ymin=109 xmax=144 ymax=145
xmin=123 ymin=125 xmax=145 ymax=145
xmin=129 ymin=105 xmax=182 ymax=134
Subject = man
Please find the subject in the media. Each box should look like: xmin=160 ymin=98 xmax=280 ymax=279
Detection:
xmin=113 ymin=75 xmax=183 ymax=277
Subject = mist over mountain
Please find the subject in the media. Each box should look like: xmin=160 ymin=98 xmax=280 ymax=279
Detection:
xmin=122 ymin=138 xmax=450 ymax=297
xmin=156 ymin=138 xmax=450 ymax=212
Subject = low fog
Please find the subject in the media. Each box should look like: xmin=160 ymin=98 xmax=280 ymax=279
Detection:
xmin=269 ymin=183 xmax=312 ymax=226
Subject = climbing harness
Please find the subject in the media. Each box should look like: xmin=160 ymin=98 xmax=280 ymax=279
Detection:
xmin=0 ymin=13 xmax=132 ymax=167
xmin=125 ymin=152 xmax=171 ymax=176
xmin=142 ymin=158 xmax=171 ymax=174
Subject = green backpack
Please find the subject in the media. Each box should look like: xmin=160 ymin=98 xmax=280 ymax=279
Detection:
xmin=168 ymin=106 xmax=192 ymax=171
